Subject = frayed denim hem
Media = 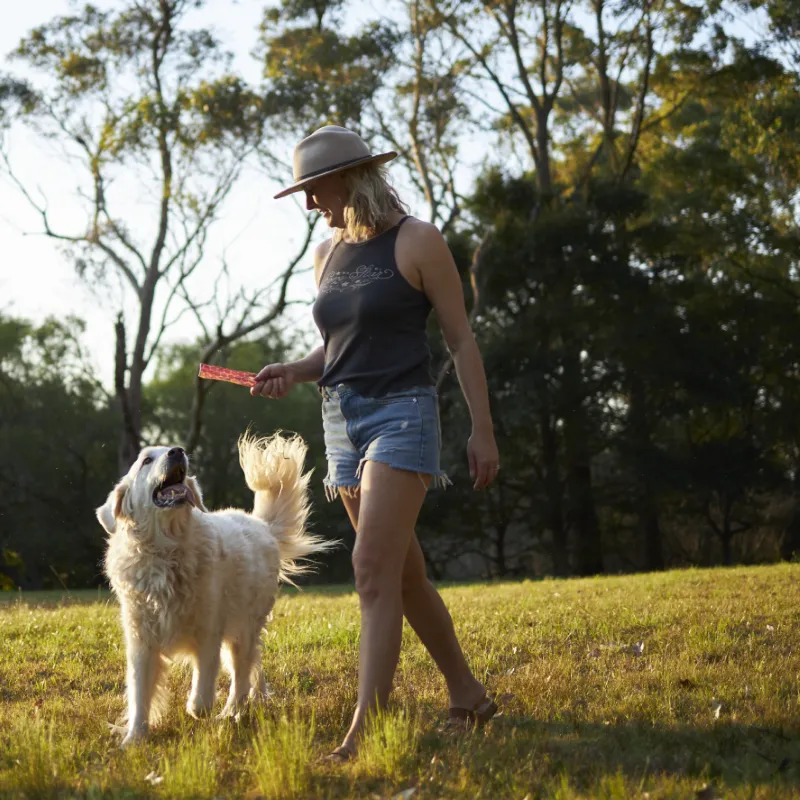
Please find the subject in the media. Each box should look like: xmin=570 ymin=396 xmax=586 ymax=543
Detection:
xmin=323 ymin=463 xmax=452 ymax=502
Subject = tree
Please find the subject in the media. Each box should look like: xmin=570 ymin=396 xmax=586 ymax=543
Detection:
xmin=4 ymin=0 xmax=310 ymax=473
xmin=255 ymin=0 xmax=468 ymax=227
xmin=0 ymin=313 xmax=118 ymax=588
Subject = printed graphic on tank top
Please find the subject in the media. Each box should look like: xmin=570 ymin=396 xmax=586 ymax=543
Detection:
xmin=318 ymin=264 xmax=394 ymax=294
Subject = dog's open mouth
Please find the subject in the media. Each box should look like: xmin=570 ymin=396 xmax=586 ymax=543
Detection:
xmin=152 ymin=463 xmax=196 ymax=509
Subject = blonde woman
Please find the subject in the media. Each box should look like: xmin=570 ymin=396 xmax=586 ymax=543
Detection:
xmin=252 ymin=126 xmax=500 ymax=761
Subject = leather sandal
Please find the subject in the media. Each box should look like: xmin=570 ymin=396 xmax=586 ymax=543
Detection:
xmin=447 ymin=692 xmax=499 ymax=731
xmin=325 ymin=744 xmax=356 ymax=763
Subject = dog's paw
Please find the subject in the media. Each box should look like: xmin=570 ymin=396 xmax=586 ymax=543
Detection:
xmin=249 ymin=683 xmax=272 ymax=701
xmin=186 ymin=697 xmax=214 ymax=719
xmin=120 ymin=728 xmax=147 ymax=749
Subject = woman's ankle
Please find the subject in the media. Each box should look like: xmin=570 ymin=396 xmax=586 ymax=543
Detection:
xmin=447 ymin=677 xmax=486 ymax=709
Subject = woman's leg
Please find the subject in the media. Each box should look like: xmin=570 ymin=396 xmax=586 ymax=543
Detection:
xmin=338 ymin=460 xmax=425 ymax=752
xmin=338 ymin=472 xmax=485 ymax=755
xmin=400 ymin=534 xmax=486 ymax=708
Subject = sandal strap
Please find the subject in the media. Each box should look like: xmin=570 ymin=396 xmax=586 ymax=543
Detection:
xmin=327 ymin=745 xmax=355 ymax=762
xmin=448 ymin=693 xmax=498 ymax=727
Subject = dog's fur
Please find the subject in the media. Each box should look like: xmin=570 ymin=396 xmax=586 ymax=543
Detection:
xmin=96 ymin=432 xmax=332 ymax=747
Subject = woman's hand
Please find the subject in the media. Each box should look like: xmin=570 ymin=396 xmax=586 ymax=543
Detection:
xmin=467 ymin=427 xmax=500 ymax=490
xmin=251 ymin=363 xmax=296 ymax=399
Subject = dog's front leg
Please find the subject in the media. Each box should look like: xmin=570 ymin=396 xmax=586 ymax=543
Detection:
xmin=122 ymin=642 xmax=162 ymax=747
xmin=187 ymin=640 xmax=221 ymax=718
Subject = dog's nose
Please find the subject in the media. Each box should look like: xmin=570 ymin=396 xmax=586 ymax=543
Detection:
xmin=168 ymin=447 xmax=185 ymax=459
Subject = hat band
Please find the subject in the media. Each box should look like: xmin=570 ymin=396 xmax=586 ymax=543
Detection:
xmin=295 ymin=153 xmax=375 ymax=184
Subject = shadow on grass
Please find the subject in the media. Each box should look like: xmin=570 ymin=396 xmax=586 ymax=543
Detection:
xmin=455 ymin=714 xmax=800 ymax=793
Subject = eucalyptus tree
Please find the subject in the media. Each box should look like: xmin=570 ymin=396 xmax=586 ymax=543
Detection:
xmin=4 ymin=0 xmax=310 ymax=472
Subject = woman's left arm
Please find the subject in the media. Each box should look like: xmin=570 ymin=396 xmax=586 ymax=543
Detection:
xmin=414 ymin=222 xmax=499 ymax=490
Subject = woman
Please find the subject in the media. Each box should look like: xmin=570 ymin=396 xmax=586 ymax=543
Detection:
xmin=251 ymin=125 xmax=500 ymax=761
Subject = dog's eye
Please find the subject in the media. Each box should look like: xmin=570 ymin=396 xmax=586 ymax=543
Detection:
xmin=142 ymin=457 xmax=153 ymax=466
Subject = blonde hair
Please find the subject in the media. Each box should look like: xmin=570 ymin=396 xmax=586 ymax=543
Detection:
xmin=336 ymin=163 xmax=409 ymax=243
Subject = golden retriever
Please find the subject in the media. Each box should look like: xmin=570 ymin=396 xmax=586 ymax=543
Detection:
xmin=95 ymin=432 xmax=332 ymax=747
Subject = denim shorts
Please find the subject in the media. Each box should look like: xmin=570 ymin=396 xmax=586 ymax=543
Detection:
xmin=319 ymin=383 xmax=451 ymax=500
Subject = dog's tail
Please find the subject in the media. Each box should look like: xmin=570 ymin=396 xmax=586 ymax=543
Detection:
xmin=238 ymin=431 xmax=336 ymax=584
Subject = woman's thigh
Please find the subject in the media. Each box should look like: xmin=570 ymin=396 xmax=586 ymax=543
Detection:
xmin=342 ymin=467 xmax=430 ymax=585
xmin=348 ymin=461 xmax=428 ymax=576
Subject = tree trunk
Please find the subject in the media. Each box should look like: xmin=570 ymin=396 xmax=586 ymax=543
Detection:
xmin=114 ymin=315 xmax=140 ymax=475
xmin=538 ymin=398 xmax=568 ymax=575
xmin=567 ymin=454 xmax=604 ymax=575
xmin=641 ymin=491 xmax=664 ymax=571
xmin=782 ymin=464 xmax=800 ymax=560
xmin=562 ymin=354 xmax=603 ymax=576
xmin=628 ymin=375 xmax=664 ymax=570
xmin=721 ymin=496 xmax=734 ymax=566
xmin=721 ymin=530 xmax=733 ymax=566
xmin=185 ymin=376 xmax=213 ymax=455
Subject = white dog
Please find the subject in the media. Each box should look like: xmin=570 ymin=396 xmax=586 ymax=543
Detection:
xmin=96 ymin=432 xmax=332 ymax=747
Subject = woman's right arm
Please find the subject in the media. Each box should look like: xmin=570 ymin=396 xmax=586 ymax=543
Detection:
xmin=251 ymin=240 xmax=331 ymax=399
xmin=286 ymin=347 xmax=325 ymax=383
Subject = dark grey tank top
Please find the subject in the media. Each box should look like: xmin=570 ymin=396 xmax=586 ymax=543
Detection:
xmin=312 ymin=217 xmax=434 ymax=397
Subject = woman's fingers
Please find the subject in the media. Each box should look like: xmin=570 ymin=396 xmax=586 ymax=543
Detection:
xmin=258 ymin=378 xmax=277 ymax=398
xmin=250 ymin=372 xmax=287 ymax=399
xmin=256 ymin=363 xmax=280 ymax=382
xmin=474 ymin=458 xmax=499 ymax=490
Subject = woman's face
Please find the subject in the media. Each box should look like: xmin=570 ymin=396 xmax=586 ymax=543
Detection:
xmin=304 ymin=172 xmax=347 ymax=228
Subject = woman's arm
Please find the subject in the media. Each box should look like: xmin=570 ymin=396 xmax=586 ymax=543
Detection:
xmin=287 ymin=346 xmax=325 ymax=383
xmin=411 ymin=222 xmax=499 ymax=490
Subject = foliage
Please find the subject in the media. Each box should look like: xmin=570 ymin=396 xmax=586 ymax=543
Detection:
xmin=0 ymin=313 xmax=117 ymax=589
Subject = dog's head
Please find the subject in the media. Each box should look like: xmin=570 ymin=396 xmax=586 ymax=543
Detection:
xmin=96 ymin=446 xmax=207 ymax=535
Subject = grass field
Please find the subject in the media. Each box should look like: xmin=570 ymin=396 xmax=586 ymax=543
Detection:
xmin=1 ymin=565 xmax=799 ymax=799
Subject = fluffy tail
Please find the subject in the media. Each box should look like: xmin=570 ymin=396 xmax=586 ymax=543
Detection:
xmin=238 ymin=431 xmax=336 ymax=583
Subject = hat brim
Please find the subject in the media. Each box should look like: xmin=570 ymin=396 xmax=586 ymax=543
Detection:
xmin=273 ymin=151 xmax=398 ymax=199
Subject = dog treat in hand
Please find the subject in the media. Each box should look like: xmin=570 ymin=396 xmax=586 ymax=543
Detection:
xmin=198 ymin=363 xmax=258 ymax=388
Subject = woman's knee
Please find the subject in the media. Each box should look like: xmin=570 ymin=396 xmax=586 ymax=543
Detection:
xmin=352 ymin=544 xmax=400 ymax=606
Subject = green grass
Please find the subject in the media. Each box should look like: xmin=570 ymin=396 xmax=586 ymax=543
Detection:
xmin=1 ymin=565 xmax=799 ymax=798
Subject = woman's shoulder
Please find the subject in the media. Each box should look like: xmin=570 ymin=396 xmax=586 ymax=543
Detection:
xmin=397 ymin=217 xmax=450 ymax=258
xmin=314 ymin=238 xmax=334 ymax=262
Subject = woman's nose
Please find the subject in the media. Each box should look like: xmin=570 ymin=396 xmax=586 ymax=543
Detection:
xmin=305 ymin=191 xmax=317 ymax=211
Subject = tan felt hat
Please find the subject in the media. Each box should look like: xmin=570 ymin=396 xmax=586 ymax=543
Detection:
xmin=274 ymin=125 xmax=397 ymax=199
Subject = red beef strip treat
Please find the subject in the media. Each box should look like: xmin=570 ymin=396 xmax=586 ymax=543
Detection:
xmin=197 ymin=363 xmax=258 ymax=388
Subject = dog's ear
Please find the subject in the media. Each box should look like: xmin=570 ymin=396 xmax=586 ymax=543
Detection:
xmin=186 ymin=476 xmax=208 ymax=513
xmin=96 ymin=481 xmax=131 ymax=534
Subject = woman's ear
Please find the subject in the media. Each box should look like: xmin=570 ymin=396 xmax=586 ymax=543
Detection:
xmin=95 ymin=481 xmax=130 ymax=534
xmin=186 ymin=476 xmax=208 ymax=513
